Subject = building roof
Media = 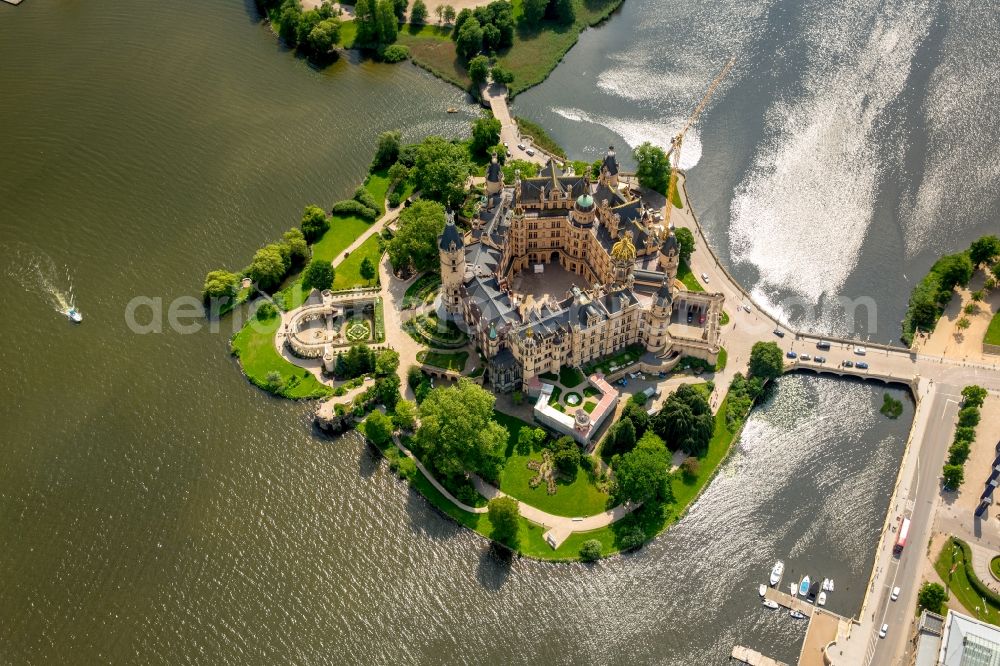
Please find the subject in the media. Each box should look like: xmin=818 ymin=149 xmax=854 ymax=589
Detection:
xmin=439 ymin=217 xmax=464 ymax=251
xmin=576 ymin=193 xmax=594 ymax=210
xmin=486 ymin=157 xmax=503 ymax=183
xmin=940 ymin=609 xmax=1000 ymax=666
xmin=602 ymin=146 xmax=619 ymax=176
xmin=611 ymin=231 xmax=637 ymax=262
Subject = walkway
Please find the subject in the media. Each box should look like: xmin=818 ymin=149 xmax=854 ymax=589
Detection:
xmin=391 ymin=434 xmax=487 ymax=514
xmin=480 ymin=83 xmax=553 ymax=167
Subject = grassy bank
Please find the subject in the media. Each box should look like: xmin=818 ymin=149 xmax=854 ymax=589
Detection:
xmin=677 ymin=259 xmax=704 ymax=292
xmin=935 ymin=536 xmax=1000 ymax=624
xmin=416 ymin=349 xmax=469 ymax=371
xmin=332 ymin=234 xmax=383 ymax=291
xmin=230 ymin=313 xmax=333 ymax=399
xmin=986 ymin=311 xmax=1000 ymax=346
xmin=514 ymin=117 xmax=567 ymax=158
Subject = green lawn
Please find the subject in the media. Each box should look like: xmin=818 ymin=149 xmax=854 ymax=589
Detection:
xmin=583 ymin=343 xmax=645 ymax=375
xmin=230 ymin=314 xmax=332 ymax=399
xmin=716 ymin=347 xmax=728 ymax=371
xmin=986 ymin=311 xmax=1000 ymax=346
xmin=332 ymin=234 xmax=383 ymax=290
xmin=935 ymin=537 xmax=1000 ymax=625
xmin=559 ymin=365 xmax=586 ymax=388
xmin=416 ymin=349 xmax=468 ymax=371
xmin=500 ymin=452 xmax=610 ymax=516
xmin=720 ymin=310 xmax=730 ymax=326
xmin=583 ymin=400 xmax=597 ymax=413
xmin=992 ymin=556 xmax=1000 ymax=580
xmin=677 ymin=259 xmax=704 ymax=292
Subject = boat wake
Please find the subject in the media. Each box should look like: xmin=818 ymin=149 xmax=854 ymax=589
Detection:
xmin=2 ymin=243 xmax=78 ymax=318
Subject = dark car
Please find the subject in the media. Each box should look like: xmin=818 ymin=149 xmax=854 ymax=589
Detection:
xmin=786 ymin=351 xmax=798 ymax=359
xmin=843 ymin=360 xmax=854 ymax=368
xmin=815 ymin=356 xmax=826 ymax=363
xmin=773 ymin=329 xmax=785 ymax=338
xmin=687 ymin=313 xmax=693 ymax=323
xmin=856 ymin=361 xmax=869 ymax=370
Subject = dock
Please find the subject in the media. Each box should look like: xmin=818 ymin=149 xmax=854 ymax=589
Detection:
xmin=730 ymin=645 xmax=788 ymax=666
xmin=763 ymin=586 xmax=816 ymax=617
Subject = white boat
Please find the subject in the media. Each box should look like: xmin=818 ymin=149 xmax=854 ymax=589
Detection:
xmin=790 ymin=610 xmax=807 ymax=620
xmin=790 ymin=582 xmax=798 ymax=597
xmin=66 ymin=306 xmax=82 ymax=323
xmin=762 ymin=599 xmax=779 ymax=610
xmin=799 ymin=575 xmax=811 ymax=597
xmin=769 ymin=560 xmax=785 ymax=586
xmin=817 ymin=591 xmax=827 ymax=606
xmin=829 ymin=579 xmax=835 ymax=592
xmin=759 ymin=584 xmax=767 ymax=597
xmin=822 ymin=578 xmax=830 ymax=592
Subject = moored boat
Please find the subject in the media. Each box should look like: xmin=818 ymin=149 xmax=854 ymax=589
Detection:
xmin=790 ymin=610 xmax=807 ymax=620
xmin=762 ymin=599 xmax=779 ymax=610
xmin=790 ymin=582 xmax=798 ymax=597
xmin=822 ymin=578 xmax=830 ymax=592
xmin=808 ymin=581 xmax=820 ymax=601
xmin=759 ymin=584 xmax=767 ymax=597
xmin=769 ymin=560 xmax=784 ymax=586
xmin=817 ymin=591 xmax=827 ymax=606
xmin=798 ymin=575 xmax=811 ymax=597
xmin=829 ymin=579 xmax=835 ymax=592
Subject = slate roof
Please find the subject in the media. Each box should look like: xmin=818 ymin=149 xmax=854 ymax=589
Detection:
xmin=486 ymin=159 xmax=503 ymax=183
xmin=439 ymin=219 xmax=464 ymax=251
xmin=602 ymin=147 xmax=619 ymax=176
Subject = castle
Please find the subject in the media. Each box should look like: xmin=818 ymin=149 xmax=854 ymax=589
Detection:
xmin=438 ymin=147 xmax=724 ymax=393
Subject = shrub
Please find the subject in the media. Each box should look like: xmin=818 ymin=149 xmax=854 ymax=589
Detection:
xmin=265 ymin=370 xmax=283 ymax=390
xmin=255 ymin=301 xmax=278 ymax=321
xmin=958 ymin=406 xmax=981 ymax=428
xmin=618 ymin=526 xmax=645 ymax=552
xmin=380 ymin=44 xmax=409 ymax=62
xmin=681 ymin=456 xmax=700 ymax=480
xmin=490 ymin=64 xmax=513 ymax=85
xmin=332 ymin=199 xmax=378 ymax=220
xmin=917 ymin=582 xmax=946 ymax=614
xmin=579 ymin=539 xmax=602 ymax=562
xmin=942 ymin=463 xmax=965 ymax=490
xmin=387 ymin=191 xmax=402 ymax=208
xmin=948 ymin=439 xmax=971 ymax=466
xmin=353 ymin=185 xmax=380 ymax=212
xmin=301 ymin=204 xmax=330 ymax=243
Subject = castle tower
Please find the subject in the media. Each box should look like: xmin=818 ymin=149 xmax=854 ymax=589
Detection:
xmin=610 ymin=230 xmax=636 ymax=288
xmin=601 ymin=146 xmax=620 ymax=188
xmin=658 ymin=228 xmax=680 ymax=284
xmin=571 ymin=192 xmax=596 ymax=227
xmin=485 ymin=152 xmax=504 ymax=196
xmin=645 ymin=276 xmax=673 ymax=353
xmin=439 ymin=211 xmax=466 ymax=318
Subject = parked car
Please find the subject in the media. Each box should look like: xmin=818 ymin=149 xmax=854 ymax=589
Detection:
xmin=815 ymin=356 xmax=826 ymax=363
xmin=800 ymin=353 xmax=811 ymax=361
xmin=890 ymin=586 xmax=900 ymax=601
xmin=774 ymin=329 xmax=785 ymax=338
xmin=786 ymin=351 xmax=798 ymax=359
xmin=742 ymin=304 xmax=751 ymax=313
xmin=687 ymin=313 xmax=694 ymax=323
xmin=816 ymin=340 xmax=831 ymax=350
xmin=699 ymin=314 xmax=705 ymax=324
xmin=843 ymin=360 xmax=854 ymax=368
xmin=517 ymin=143 xmax=525 ymax=150
xmin=525 ymin=148 xmax=535 ymax=156
xmin=855 ymin=346 xmax=867 ymax=355
xmin=856 ymin=361 xmax=869 ymax=370
xmin=879 ymin=624 xmax=889 ymax=639
xmin=701 ymin=273 xmax=710 ymax=283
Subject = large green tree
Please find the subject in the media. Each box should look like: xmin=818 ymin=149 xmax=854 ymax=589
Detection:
xmin=248 ymin=244 xmax=289 ymax=291
xmin=653 ymin=384 xmax=713 ymax=456
xmin=387 ymin=199 xmax=447 ymax=272
xmin=412 ymin=137 xmax=471 ymax=206
xmin=302 ymin=258 xmax=335 ymax=291
xmin=917 ymin=582 xmax=946 ymax=614
xmin=970 ymin=235 xmax=1000 ymax=267
xmin=749 ymin=341 xmax=784 ymax=381
xmin=376 ymin=0 xmax=398 ymax=45
xmin=373 ymin=130 xmax=402 ymax=169
xmin=300 ymin=204 xmax=330 ymax=242
xmin=487 ymin=496 xmax=520 ymax=546
xmin=521 ymin=0 xmax=546 ymax=24
xmin=471 ymin=113 xmax=502 ymax=154
xmin=455 ymin=16 xmax=483 ymax=59
xmin=360 ymin=256 xmax=377 ymax=285
xmin=962 ymin=385 xmax=988 ymax=408
xmin=282 ymin=228 xmax=310 ymax=268
xmin=611 ymin=431 xmax=672 ymax=506
xmin=306 ymin=17 xmax=342 ymax=56
xmin=633 ymin=142 xmax=671 ymax=194
xmin=202 ymin=269 xmax=239 ymax=306
xmin=364 ymin=410 xmax=394 ymax=446
xmin=414 ymin=378 xmax=507 ymax=482
xmin=674 ymin=227 xmax=695 ymax=264
xmin=468 ymin=55 xmax=491 ymax=85
xmin=410 ymin=0 xmax=428 ymax=23
xmin=354 ymin=0 xmax=377 ymax=44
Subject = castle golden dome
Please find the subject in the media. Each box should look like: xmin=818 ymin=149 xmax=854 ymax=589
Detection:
xmin=611 ymin=231 xmax=636 ymax=263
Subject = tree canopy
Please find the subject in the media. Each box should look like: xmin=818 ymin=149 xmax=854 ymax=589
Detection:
xmin=373 ymin=130 xmax=402 ymax=169
xmin=487 ymin=496 xmax=520 ymax=546
xmin=970 ymin=235 xmax=1000 ymax=267
xmin=302 ymin=258 xmax=335 ymax=291
xmin=387 ymin=199 xmax=447 ymax=272
xmin=414 ymin=378 xmax=508 ymax=482
xmin=962 ymin=385 xmax=987 ymax=408
xmin=468 ymin=55 xmax=491 ymax=85
xmin=471 ymin=113 xmax=502 ymax=154
xmin=917 ymin=582 xmax=946 ymax=614
xmin=360 ymin=257 xmax=377 ymax=285
xmin=749 ymin=341 xmax=784 ymax=381
xmin=611 ymin=431 xmax=673 ymax=506
xmin=202 ymin=270 xmax=239 ymax=306
xmin=300 ymin=204 xmax=330 ymax=243
xmin=490 ymin=64 xmax=514 ymax=85
xmin=674 ymin=227 xmax=695 ymax=264
xmin=652 ymin=384 xmax=713 ymax=456
xmin=364 ymin=410 xmax=394 ymax=446
xmin=633 ymin=142 xmax=670 ymax=194
xmin=411 ymin=137 xmax=471 ymax=206
xmin=392 ymin=399 xmax=418 ymax=431
xmin=410 ymin=0 xmax=428 ymax=23
xmin=248 ymin=244 xmax=289 ymax=292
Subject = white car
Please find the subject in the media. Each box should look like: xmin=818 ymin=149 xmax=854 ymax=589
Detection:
xmin=742 ymin=304 xmax=751 ymax=313
xmin=525 ymin=148 xmax=535 ymax=156
xmin=890 ymin=586 xmax=900 ymax=601
xmin=855 ymin=346 xmax=867 ymax=355
xmin=517 ymin=143 xmax=525 ymax=150
xmin=701 ymin=273 xmax=710 ymax=283
xmin=879 ymin=623 xmax=889 ymax=638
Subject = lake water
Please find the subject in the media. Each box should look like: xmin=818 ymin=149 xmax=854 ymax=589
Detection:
xmin=1 ymin=0 xmax=920 ymax=662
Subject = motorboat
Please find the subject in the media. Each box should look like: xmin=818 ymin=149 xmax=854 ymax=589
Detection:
xmin=817 ymin=591 xmax=827 ymax=606
xmin=790 ymin=610 xmax=807 ymax=620
xmin=808 ymin=581 xmax=820 ymax=601
xmin=790 ymin=582 xmax=798 ymax=597
xmin=822 ymin=578 xmax=830 ymax=592
xmin=66 ymin=306 xmax=83 ymax=323
xmin=762 ymin=599 xmax=779 ymax=610
xmin=759 ymin=584 xmax=767 ymax=597
xmin=770 ymin=560 xmax=785 ymax=586
xmin=828 ymin=579 xmax=835 ymax=592
xmin=799 ymin=575 xmax=811 ymax=597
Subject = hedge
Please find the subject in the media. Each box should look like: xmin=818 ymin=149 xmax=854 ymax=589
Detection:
xmin=332 ymin=199 xmax=378 ymax=221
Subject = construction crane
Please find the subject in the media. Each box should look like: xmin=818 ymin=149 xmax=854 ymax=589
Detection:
xmin=662 ymin=57 xmax=735 ymax=233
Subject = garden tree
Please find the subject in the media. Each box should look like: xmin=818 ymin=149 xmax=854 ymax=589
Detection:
xmin=468 ymin=55 xmax=491 ymax=85
xmin=617 ymin=525 xmax=645 ymax=551
xmin=521 ymin=0 xmax=546 ymax=24
xmin=452 ymin=7 xmax=472 ymax=35
xmin=942 ymin=463 xmax=964 ymax=490
xmin=917 ymin=582 xmax=946 ymax=614
xmin=964 ymin=303 xmax=980 ymax=315
xmin=248 ymin=244 xmax=289 ymax=291
xmin=749 ymin=341 xmax=784 ymax=381
xmin=372 ymin=373 xmax=401 ymax=409
xmin=487 ymin=496 xmax=520 ymax=546
xmin=377 ymin=0 xmax=399 ymax=43
xmin=202 ymin=269 xmax=239 ymax=306
xmin=490 ymin=64 xmax=514 ymax=85
xmin=633 ymin=142 xmax=671 ymax=194
xmin=277 ymin=1 xmax=303 ymax=44
xmin=265 ymin=370 xmax=284 ymax=390
xmin=674 ymin=226 xmax=695 ymax=264
xmin=255 ymin=301 xmax=278 ymax=321
xmin=972 ymin=289 xmax=985 ymax=302
xmin=681 ymin=456 xmax=700 ymax=480
xmin=442 ymin=4 xmax=456 ymax=23
xmin=962 ymin=385 xmax=988 ymax=408
xmin=354 ymin=0 xmax=377 ymax=44
xmin=388 ymin=161 xmax=410 ymax=186
xmin=471 ymin=113 xmax=502 ymax=154
xmin=434 ymin=4 xmax=444 ymax=22
xmin=955 ymin=317 xmax=971 ymax=333
xmin=282 ymin=228 xmax=310 ymax=268
xmin=552 ymin=436 xmax=581 ymax=476
xmin=546 ymin=0 xmax=575 ymax=23
xmin=364 ymin=410 xmax=394 ymax=446
xmin=300 ymin=204 xmax=330 ymax=242
xmin=306 ymin=17 xmax=342 ymax=55
xmin=373 ymin=130 xmax=402 ymax=169
xmin=938 ymin=252 xmax=975 ymax=290
xmin=302 ymin=258 xmax=335 ymax=291
xmin=502 ymin=158 xmax=539 ymax=182
xmin=392 ymin=0 xmax=408 ymax=21
xmin=958 ymin=405 xmax=981 ymax=428
xmin=414 ymin=376 xmax=432 ymax=403
xmin=611 ymin=431 xmax=673 ymax=506
xmin=407 ymin=365 xmax=424 ymax=390
xmin=375 ymin=348 xmax=400 ymax=376
xmin=515 ymin=426 xmax=546 ymax=455
xmin=579 ymin=539 xmax=602 ymax=562
xmin=336 ymin=343 xmax=376 ymax=379
xmin=481 ymin=23 xmax=501 ymax=51
xmin=653 ymin=384 xmax=713 ymax=456
xmin=414 ymin=378 xmax=508 ymax=482
xmin=455 ymin=17 xmax=483 ymax=59
xmin=412 ymin=137 xmax=471 ymax=205
xmin=612 ymin=416 xmax=636 ymax=455
xmin=948 ymin=439 xmax=971 ymax=465
xmin=387 ymin=199 xmax=447 ymax=271
xmin=622 ymin=402 xmax=649 ymax=439
xmin=392 ymin=399 xmax=418 ymax=431
xmin=360 ymin=256 xmax=377 ymax=285
xmin=953 ymin=426 xmax=976 ymax=444
xmin=970 ymin=235 xmax=1000 ymax=267
xmin=410 ymin=0 xmax=428 ymax=22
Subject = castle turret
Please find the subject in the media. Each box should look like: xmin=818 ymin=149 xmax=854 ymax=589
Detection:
xmin=571 ymin=192 xmax=596 ymax=226
xmin=485 ymin=152 xmax=504 ymax=196
xmin=644 ymin=276 xmax=673 ymax=354
xmin=658 ymin=228 xmax=680 ymax=284
xmin=600 ymin=146 xmax=620 ymax=188
xmin=439 ymin=211 xmax=466 ymax=318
